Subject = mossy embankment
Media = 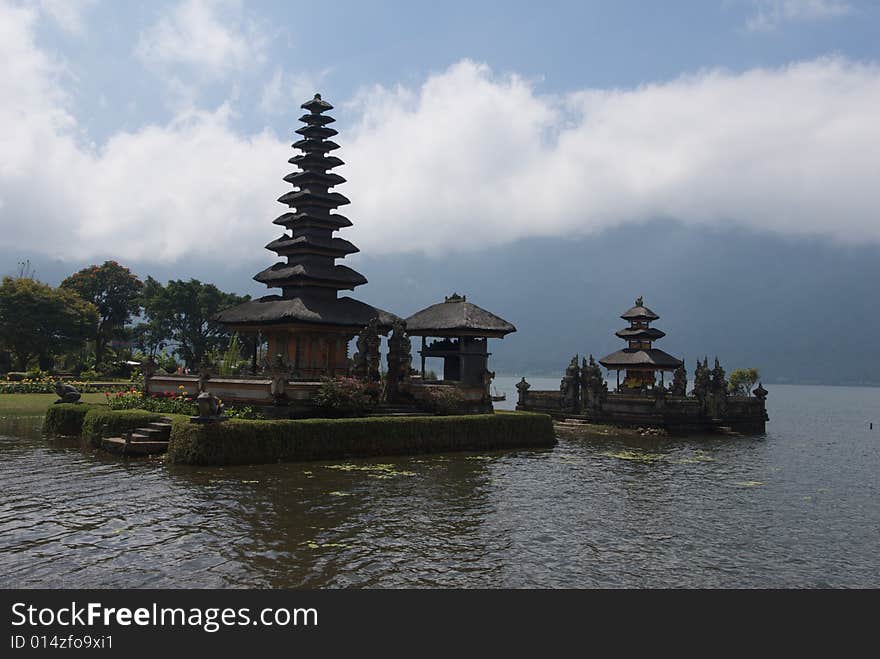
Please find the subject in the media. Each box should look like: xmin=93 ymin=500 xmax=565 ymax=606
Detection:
xmin=166 ymin=411 xmax=556 ymax=466
xmin=42 ymin=405 xmax=555 ymax=465
xmin=44 ymin=403 xmax=163 ymax=444
xmin=43 ymin=403 xmax=102 ymax=436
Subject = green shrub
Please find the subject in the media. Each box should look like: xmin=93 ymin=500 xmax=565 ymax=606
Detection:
xmin=314 ymin=377 xmax=380 ymax=417
xmin=78 ymin=369 xmax=99 ymax=382
xmin=0 ymin=377 xmax=120 ymax=394
xmin=44 ymin=403 xmax=100 ymax=436
xmin=103 ymin=388 xmax=262 ymax=419
xmin=106 ymin=388 xmax=196 ymax=415
xmin=80 ymin=408 xmax=164 ymax=447
xmin=167 ymin=411 xmax=556 ymax=466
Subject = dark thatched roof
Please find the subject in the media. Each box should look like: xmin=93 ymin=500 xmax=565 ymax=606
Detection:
xmin=216 ymin=295 xmax=398 ymax=330
xmin=599 ymin=348 xmax=683 ymax=370
xmin=404 ymin=294 xmax=516 ymax=337
xmin=621 ymin=296 xmax=660 ymax=321
xmin=253 ymin=262 xmax=367 ymax=289
xmin=615 ymin=327 xmax=666 ymax=341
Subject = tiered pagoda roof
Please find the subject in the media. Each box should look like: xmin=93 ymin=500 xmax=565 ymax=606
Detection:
xmin=217 ymin=94 xmax=396 ymax=330
xmin=599 ymin=297 xmax=682 ymax=371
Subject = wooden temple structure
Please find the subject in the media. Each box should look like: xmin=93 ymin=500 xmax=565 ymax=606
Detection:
xmin=144 ymin=94 xmax=513 ymax=416
xmin=404 ymin=294 xmax=515 ymax=411
xmin=599 ymin=297 xmax=683 ymax=390
xmin=215 ymin=94 xmax=397 ymax=379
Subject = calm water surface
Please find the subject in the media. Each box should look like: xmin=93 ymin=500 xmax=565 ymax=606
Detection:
xmin=1 ymin=383 xmax=877 ymax=588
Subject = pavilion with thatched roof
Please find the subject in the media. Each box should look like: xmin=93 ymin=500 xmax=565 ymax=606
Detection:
xmin=404 ymin=293 xmax=515 ymax=405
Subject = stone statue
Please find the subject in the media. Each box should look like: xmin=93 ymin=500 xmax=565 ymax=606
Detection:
xmin=266 ymin=353 xmax=292 ymax=403
xmin=753 ymin=382 xmax=768 ymax=401
xmin=580 ymin=354 xmax=607 ymax=411
xmin=197 ymin=361 xmax=212 ymax=394
xmin=515 ymin=377 xmax=531 ymax=407
xmin=559 ymin=355 xmax=580 ymax=411
xmin=635 ymin=295 xmax=644 ymax=307
xmin=753 ymin=382 xmax=770 ymax=422
xmin=386 ymin=319 xmax=412 ymax=402
xmin=53 ymin=381 xmax=81 ymax=404
xmin=671 ymin=360 xmax=687 ymax=396
xmin=351 ymin=331 xmax=367 ymax=379
xmin=365 ymin=318 xmax=381 ymax=382
xmin=352 ymin=319 xmax=381 ymax=382
xmin=705 ymin=356 xmax=729 ymax=418
xmin=711 ymin=357 xmax=728 ymax=397
xmin=141 ymin=356 xmax=157 ymax=397
xmin=192 ymin=391 xmax=225 ymax=423
xmin=480 ymin=368 xmax=496 ymax=403
xmin=692 ymin=357 xmax=710 ymax=402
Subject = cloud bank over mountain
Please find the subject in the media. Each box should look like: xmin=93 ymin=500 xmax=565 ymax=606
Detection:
xmin=1 ymin=0 xmax=879 ymax=265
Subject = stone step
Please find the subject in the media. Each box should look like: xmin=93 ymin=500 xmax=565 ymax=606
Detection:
xmin=136 ymin=427 xmax=170 ymax=439
xmin=101 ymin=437 xmax=168 ymax=455
xmin=146 ymin=421 xmax=173 ymax=431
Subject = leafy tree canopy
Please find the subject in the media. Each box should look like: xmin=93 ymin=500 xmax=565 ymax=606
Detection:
xmin=139 ymin=277 xmax=248 ymax=369
xmin=729 ymin=367 xmax=760 ymax=396
xmin=0 ymin=276 xmax=98 ymax=371
xmin=60 ymin=261 xmax=143 ymax=366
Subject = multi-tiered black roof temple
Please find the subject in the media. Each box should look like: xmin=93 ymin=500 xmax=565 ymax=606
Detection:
xmin=217 ymin=94 xmax=396 ymax=377
xmin=599 ymin=296 xmax=683 ymax=390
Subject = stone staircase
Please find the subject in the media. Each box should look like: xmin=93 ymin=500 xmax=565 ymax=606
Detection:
xmin=100 ymin=417 xmax=173 ymax=456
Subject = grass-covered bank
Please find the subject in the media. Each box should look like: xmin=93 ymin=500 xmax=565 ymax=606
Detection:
xmin=39 ymin=403 xmax=555 ymax=465
xmin=167 ymin=411 xmax=556 ymax=466
xmin=0 ymin=393 xmax=108 ymax=416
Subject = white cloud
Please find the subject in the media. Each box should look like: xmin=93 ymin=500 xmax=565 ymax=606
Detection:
xmin=35 ymin=0 xmax=96 ymax=35
xmin=746 ymin=0 xmax=851 ymax=31
xmin=259 ymin=67 xmax=329 ymax=116
xmin=135 ymin=0 xmax=266 ymax=81
xmin=342 ymin=58 xmax=880 ymax=253
xmin=1 ymin=0 xmax=880 ymax=269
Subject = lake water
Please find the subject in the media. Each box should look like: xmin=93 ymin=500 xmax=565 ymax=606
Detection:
xmin=1 ymin=383 xmax=877 ymax=588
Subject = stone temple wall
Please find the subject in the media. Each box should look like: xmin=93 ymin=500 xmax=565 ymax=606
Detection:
xmin=517 ymin=386 xmax=767 ymax=434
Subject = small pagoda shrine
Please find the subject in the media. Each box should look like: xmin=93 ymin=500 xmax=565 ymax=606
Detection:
xmin=599 ymin=297 xmax=682 ymax=390
xmin=515 ymin=297 xmax=768 ymax=433
xmin=216 ymin=94 xmax=397 ymax=378
xmin=404 ymin=294 xmax=515 ymax=410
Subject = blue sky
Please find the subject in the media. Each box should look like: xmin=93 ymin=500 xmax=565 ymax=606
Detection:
xmin=40 ymin=0 xmax=880 ymax=139
xmin=3 ymin=0 xmax=879 ymax=267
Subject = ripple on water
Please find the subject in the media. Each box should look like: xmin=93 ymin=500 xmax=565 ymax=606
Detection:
xmin=1 ymin=384 xmax=879 ymax=587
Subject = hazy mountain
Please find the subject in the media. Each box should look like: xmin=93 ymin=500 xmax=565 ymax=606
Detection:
xmin=4 ymin=221 xmax=877 ymax=385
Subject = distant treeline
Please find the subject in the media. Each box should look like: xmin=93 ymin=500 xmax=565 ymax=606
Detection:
xmin=0 ymin=260 xmax=254 ymax=377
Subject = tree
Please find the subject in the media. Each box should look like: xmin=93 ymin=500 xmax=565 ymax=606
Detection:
xmin=0 ymin=276 xmax=98 ymax=371
xmin=139 ymin=277 xmax=248 ymax=369
xmin=60 ymin=261 xmax=143 ymax=367
xmin=729 ymin=368 xmax=760 ymax=397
